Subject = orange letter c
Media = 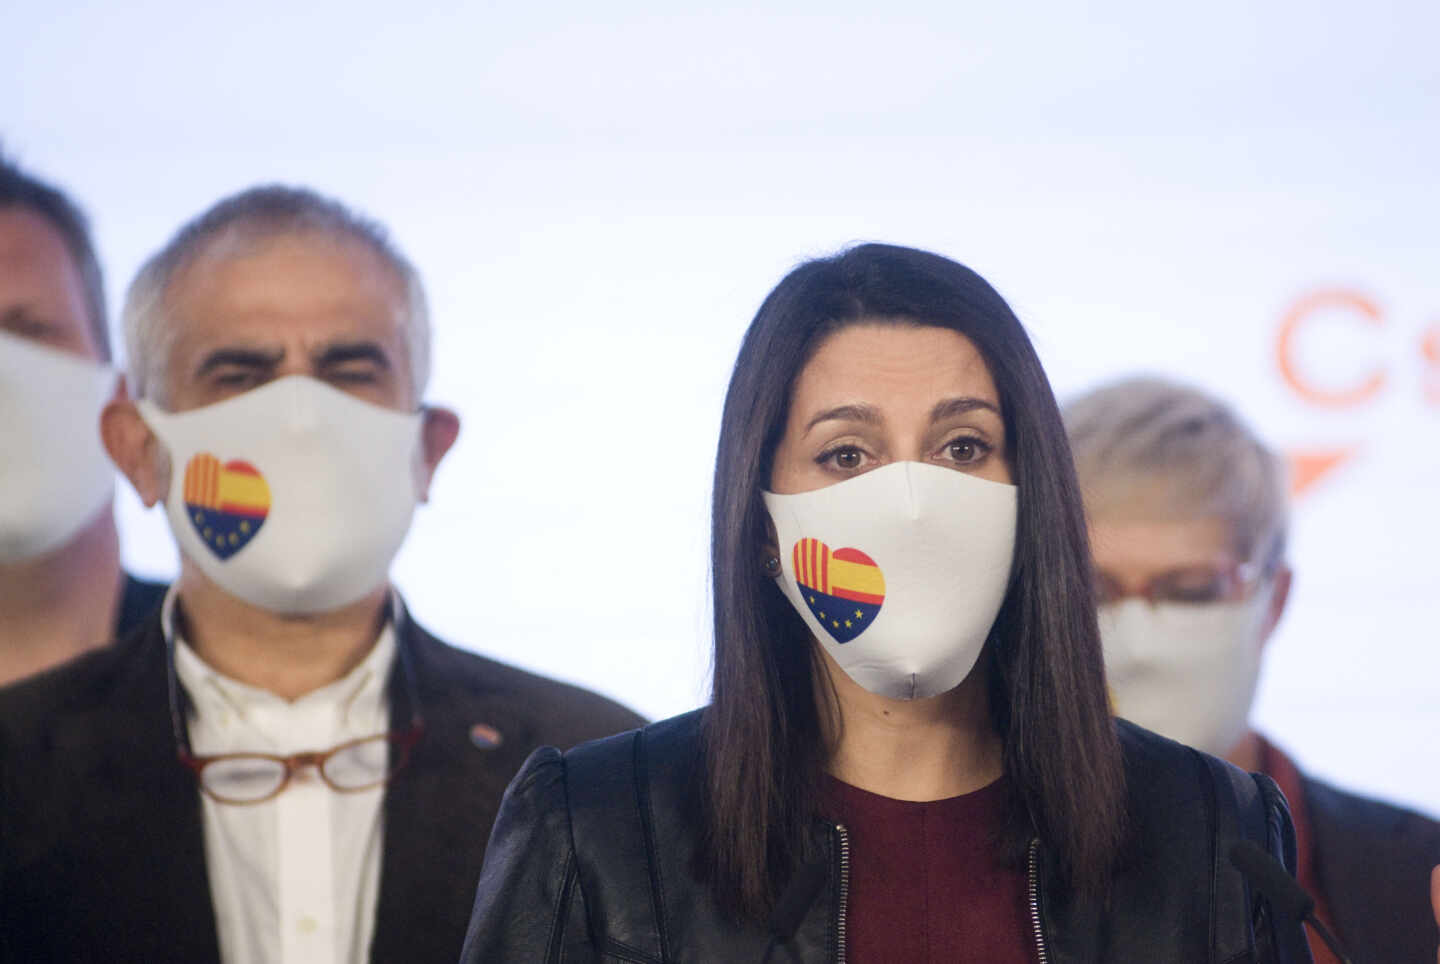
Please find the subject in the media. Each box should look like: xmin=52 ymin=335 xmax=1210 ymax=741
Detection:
xmin=1277 ymin=290 xmax=1387 ymax=407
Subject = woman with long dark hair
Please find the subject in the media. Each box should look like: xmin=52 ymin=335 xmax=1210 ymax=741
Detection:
xmin=461 ymin=244 xmax=1310 ymax=962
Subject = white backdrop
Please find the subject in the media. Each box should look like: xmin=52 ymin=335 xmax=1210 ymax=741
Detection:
xmin=6 ymin=0 xmax=1436 ymax=813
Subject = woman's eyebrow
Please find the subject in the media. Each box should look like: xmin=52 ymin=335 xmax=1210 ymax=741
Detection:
xmin=930 ymin=397 xmax=1001 ymax=422
xmin=804 ymin=403 xmax=882 ymax=435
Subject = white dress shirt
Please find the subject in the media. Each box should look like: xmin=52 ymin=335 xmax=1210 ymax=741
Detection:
xmin=169 ymin=594 xmax=397 ymax=964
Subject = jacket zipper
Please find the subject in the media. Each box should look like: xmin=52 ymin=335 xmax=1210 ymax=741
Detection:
xmin=1027 ymin=838 xmax=1049 ymax=964
xmin=835 ymin=823 xmax=851 ymax=964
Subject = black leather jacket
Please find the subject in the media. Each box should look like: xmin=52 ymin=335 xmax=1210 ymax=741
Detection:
xmin=462 ymin=711 xmax=1312 ymax=963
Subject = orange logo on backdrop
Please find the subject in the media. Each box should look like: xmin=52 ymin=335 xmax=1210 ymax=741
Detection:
xmin=1275 ymin=288 xmax=1439 ymax=497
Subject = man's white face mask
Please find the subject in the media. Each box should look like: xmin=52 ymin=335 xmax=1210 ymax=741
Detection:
xmin=0 ymin=331 xmax=117 ymax=563
xmin=1100 ymin=580 xmax=1276 ymax=757
xmin=138 ymin=375 xmax=425 ymax=615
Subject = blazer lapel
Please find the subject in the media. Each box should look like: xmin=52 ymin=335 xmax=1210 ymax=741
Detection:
xmin=52 ymin=615 xmax=220 ymax=961
xmin=368 ymin=623 xmax=539 ymax=964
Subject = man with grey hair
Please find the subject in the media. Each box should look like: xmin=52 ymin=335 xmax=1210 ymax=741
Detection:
xmin=0 ymin=184 xmax=644 ymax=963
xmin=1065 ymin=375 xmax=1440 ymax=964
xmin=0 ymin=155 xmax=165 ymax=684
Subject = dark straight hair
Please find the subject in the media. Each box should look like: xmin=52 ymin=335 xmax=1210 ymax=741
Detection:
xmin=701 ymin=243 xmax=1125 ymax=920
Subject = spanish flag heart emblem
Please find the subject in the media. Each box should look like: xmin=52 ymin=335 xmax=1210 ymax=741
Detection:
xmin=792 ymin=538 xmax=886 ymax=643
xmin=183 ymin=453 xmax=271 ymax=560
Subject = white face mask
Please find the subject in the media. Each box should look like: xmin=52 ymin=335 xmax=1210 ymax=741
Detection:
xmin=1099 ymin=586 xmax=1273 ymax=756
xmin=763 ymin=461 xmax=1017 ymax=701
xmin=0 ymin=331 xmax=117 ymax=564
xmin=137 ymin=376 xmax=425 ymax=615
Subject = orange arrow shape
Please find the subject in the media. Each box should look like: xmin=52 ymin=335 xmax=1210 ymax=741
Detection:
xmin=1287 ymin=448 xmax=1357 ymax=498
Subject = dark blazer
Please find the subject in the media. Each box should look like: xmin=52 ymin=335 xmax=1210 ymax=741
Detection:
xmin=0 ymin=607 xmax=646 ymax=963
xmin=461 ymin=712 xmax=1312 ymax=963
xmin=1303 ymin=775 xmax=1440 ymax=964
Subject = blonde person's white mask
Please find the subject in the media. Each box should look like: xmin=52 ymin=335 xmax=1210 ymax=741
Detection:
xmin=1100 ymin=584 xmax=1274 ymax=756
xmin=763 ymin=461 xmax=1017 ymax=701
xmin=137 ymin=376 xmax=425 ymax=615
xmin=0 ymin=331 xmax=117 ymax=563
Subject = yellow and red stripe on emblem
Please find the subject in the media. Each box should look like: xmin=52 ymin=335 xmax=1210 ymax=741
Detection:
xmin=183 ymin=454 xmax=271 ymax=517
xmin=793 ymin=539 xmax=886 ymax=604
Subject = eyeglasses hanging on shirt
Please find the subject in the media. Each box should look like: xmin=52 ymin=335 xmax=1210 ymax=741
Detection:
xmin=176 ymin=725 xmax=425 ymax=805
xmin=164 ymin=602 xmax=426 ymax=806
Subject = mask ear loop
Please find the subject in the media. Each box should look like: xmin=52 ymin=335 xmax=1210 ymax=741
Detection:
xmin=380 ymin=595 xmax=428 ymax=793
xmin=386 ymin=593 xmax=427 ymax=737
xmin=165 ymin=620 xmax=196 ymax=768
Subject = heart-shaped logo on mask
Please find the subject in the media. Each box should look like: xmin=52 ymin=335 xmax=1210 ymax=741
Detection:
xmin=182 ymin=454 xmax=271 ymax=561
xmin=791 ymin=538 xmax=886 ymax=643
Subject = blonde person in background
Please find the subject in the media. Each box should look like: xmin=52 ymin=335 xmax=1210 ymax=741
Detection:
xmin=1065 ymin=375 xmax=1440 ymax=964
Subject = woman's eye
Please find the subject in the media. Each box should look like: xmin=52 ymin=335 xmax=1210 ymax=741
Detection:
xmin=817 ymin=445 xmax=867 ymax=471
xmin=945 ymin=437 xmax=989 ymax=464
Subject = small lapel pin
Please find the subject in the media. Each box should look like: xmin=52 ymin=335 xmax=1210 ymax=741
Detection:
xmin=469 ymin=723 xmax=504 ymax=750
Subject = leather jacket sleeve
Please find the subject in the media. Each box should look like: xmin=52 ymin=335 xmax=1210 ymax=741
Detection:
xmin=1253 ymin=771 xmax=1314 ymax=964
xmin=460 ymin=747 xmax=597 ymax=964
xmin=1193 ymin=749 xmax=1313 ymax=964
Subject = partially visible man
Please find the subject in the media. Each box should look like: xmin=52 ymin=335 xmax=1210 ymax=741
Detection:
xmin=1065 ymin=375 xmax=1440 ymax=964
xmin=0 ymin=185 xmax=644 ymax=963
xmin=0 ymin=156 xmax=165 ymax=684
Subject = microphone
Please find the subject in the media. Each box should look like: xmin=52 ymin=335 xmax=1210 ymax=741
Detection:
xmin=1229 ymin=840 xmax=1355 ymax=964
xmin=759 ymin=860 xmax=829 ymax=964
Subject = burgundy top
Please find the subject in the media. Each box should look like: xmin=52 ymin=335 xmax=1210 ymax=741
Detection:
xmin=821 ymin=775 xmax=1037 ymax=964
